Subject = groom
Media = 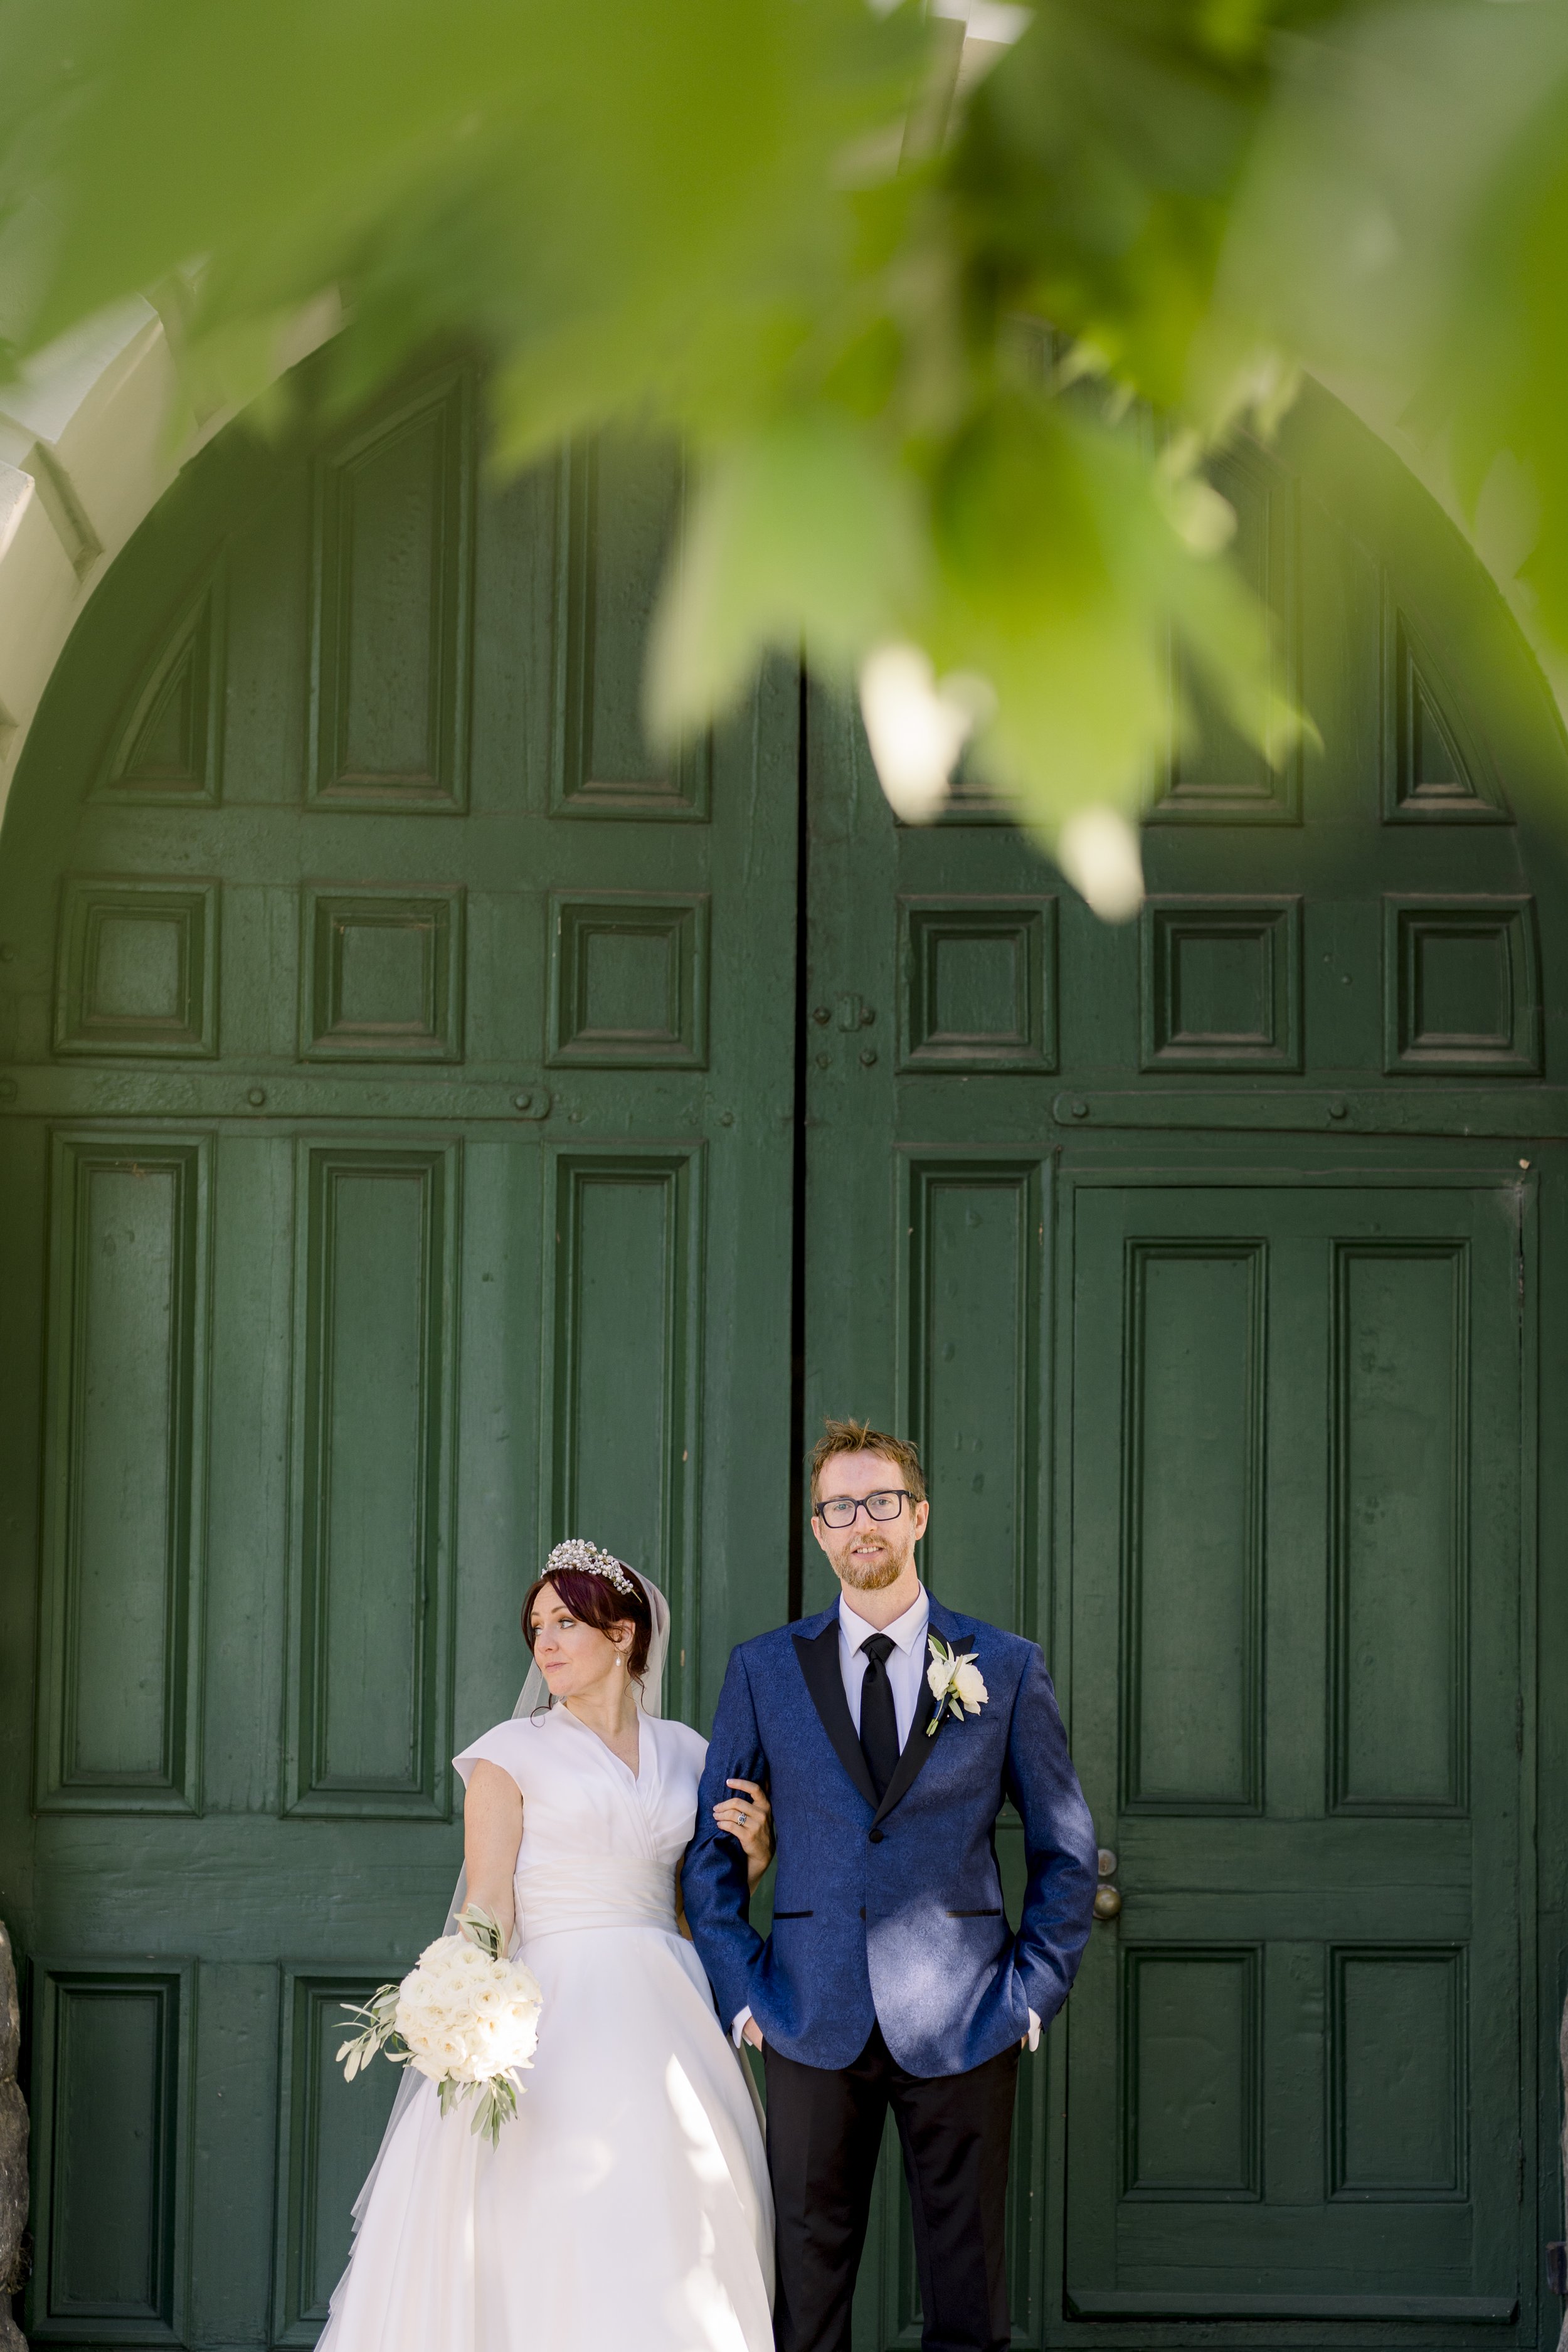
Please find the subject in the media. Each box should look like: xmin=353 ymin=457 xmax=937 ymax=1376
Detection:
xmin=685 ymin=1419 xmax=1097 ymax=2352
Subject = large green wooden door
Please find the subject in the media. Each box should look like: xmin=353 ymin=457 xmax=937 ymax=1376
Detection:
xmin=801 ymin=379 xmax=1565 ymax=2352
xmin=0 ymin=373 xmax=797 ymax=2346
xmin=1066 ymin=1175 xmax=1522 ymax=2321
xmin=3 ymin=358 xmax=1566 ymax=2352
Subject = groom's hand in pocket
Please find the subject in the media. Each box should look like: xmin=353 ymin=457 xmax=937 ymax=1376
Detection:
xmin=739 ymin=2015 xmax=765 ymax=2052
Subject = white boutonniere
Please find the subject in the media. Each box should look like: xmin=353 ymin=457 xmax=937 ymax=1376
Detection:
xmin=926 ymin=1633 xmax=988 ymax=1735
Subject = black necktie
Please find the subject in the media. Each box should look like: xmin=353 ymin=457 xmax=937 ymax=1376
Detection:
xmin=859 ymin=1633 xmax=901 ymax=1800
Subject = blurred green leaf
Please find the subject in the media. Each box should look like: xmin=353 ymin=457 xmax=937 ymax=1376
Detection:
xmin=649 ymin=410 xmax=923 ymax=733
xmin=1214 ymin=2 xmax=1568 ymax=644
xmin=8 ymin=0 xmax=1566 ymax=889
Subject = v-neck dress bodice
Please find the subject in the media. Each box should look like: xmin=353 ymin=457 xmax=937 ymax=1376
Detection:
xmin=315 ymin=1706 xmax=772 ymax=2352
xmin=480 ymin=1705 xmax=692 ymax=1941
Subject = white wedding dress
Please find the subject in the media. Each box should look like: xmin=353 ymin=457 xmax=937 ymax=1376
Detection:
xmin=317 ymin=1702 xmax=774 ymax=2352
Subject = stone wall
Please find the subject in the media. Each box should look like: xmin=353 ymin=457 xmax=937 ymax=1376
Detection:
xmin=0 ymin=1922 xmax=25 ymax=2351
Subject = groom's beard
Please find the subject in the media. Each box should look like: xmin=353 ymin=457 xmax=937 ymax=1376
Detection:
xmin=829 ymin=1528 xmax=910 ymax=1591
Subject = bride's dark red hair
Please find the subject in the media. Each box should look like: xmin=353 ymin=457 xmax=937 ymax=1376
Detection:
xmin=522 ymin=1566 xmax=654 ymax=1682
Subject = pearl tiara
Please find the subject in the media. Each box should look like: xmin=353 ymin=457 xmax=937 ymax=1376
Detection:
xmin=545 ymin=1538 xmax=635 ymax=1597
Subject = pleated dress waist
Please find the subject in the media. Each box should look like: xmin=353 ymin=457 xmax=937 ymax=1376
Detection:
xmin=513 ymin=1857 xmax=678 ymax=1942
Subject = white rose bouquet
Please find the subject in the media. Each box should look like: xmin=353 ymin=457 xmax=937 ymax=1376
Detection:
xmin=336 ymin=1904 xmax=543 ymax=2146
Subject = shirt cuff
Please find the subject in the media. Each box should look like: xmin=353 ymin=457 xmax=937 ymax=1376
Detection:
xmin=1027 ymin=2008 xmax=1041 ymax=2052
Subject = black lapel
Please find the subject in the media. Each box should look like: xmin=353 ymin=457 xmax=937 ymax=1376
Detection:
xmin=871 ymin=1602 xmax=977 ymax=1826
xmin=793 ymin=1619 xmax=880 ymax=1811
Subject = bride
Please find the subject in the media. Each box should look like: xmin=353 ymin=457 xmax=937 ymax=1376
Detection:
xmin=317 ymin=1540 xmax=776 ymax=2352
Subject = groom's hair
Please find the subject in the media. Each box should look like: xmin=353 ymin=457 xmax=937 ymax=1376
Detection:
xmin=809 ymin=1419 xmax=927 ymax=1507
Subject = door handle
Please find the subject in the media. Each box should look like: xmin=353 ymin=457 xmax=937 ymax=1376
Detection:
xmin=1093 ymin=1846 xmax=1121 ymax=1922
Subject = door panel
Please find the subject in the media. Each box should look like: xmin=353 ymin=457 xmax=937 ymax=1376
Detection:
xmin=1066 ymin=1180 xmax=1520 ymax=2320
xmin=28 ymin=1958 xmax=194 ymax=2343
xmin=905 ymin=1156 xmax=1044 ymax=1623
xmin=273 ymin=1969 xmax=402 ymax=2344
xmin=287 ymin=1142 xmax=457 ymax=1816
xmin=37 ymin=1133 xmax=209 ymax=1813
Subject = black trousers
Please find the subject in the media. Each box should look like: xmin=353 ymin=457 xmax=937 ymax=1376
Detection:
xmin=763 ymin=2025 xmax=1020 ymax=2352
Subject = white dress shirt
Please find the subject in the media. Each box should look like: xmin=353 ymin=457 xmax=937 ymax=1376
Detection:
xmin=837 ymin=1585 xmax=930 ymax=1745
xmin=733 ymin=1581 xmax=1040 ymax=2052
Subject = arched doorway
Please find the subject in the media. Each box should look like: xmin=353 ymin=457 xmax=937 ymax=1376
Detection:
xmin=1 ymin=366 xmax=1564 ymax=2352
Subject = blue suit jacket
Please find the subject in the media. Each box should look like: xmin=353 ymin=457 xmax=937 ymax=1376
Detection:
xmin=684 ymin=1596 xmax=1098 ymax=2077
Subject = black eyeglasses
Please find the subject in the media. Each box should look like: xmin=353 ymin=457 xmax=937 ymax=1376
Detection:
xmin=816 ymin=1489 xmax=917 ymax=1528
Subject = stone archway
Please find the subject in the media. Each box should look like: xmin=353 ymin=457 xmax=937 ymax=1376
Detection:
xmin=0 ymin=297 xmax=341 ymax=824
xmin=0 ymin=303 xmax=1559 ymax=832
xmin=0 ymin=305 xmax=190 ymax=799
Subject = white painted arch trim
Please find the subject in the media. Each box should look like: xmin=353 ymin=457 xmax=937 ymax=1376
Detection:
xmin=0 ymin=310 xmax=1560 ymax=834
xmin=0 ymin=293 xmax=339 ymax=829
xmin=0 ymin=302 xmax=192 ymax=818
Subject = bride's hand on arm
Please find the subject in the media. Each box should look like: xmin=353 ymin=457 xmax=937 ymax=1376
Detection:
xmin=462 ymin=1761 xmax=523 ymax=1951
xmin=712 ymin=1777 xmax=773 ymax=1890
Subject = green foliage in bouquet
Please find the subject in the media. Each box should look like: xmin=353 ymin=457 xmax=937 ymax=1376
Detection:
xmin=335 ymin=1981 xmax=405 ymax=2086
